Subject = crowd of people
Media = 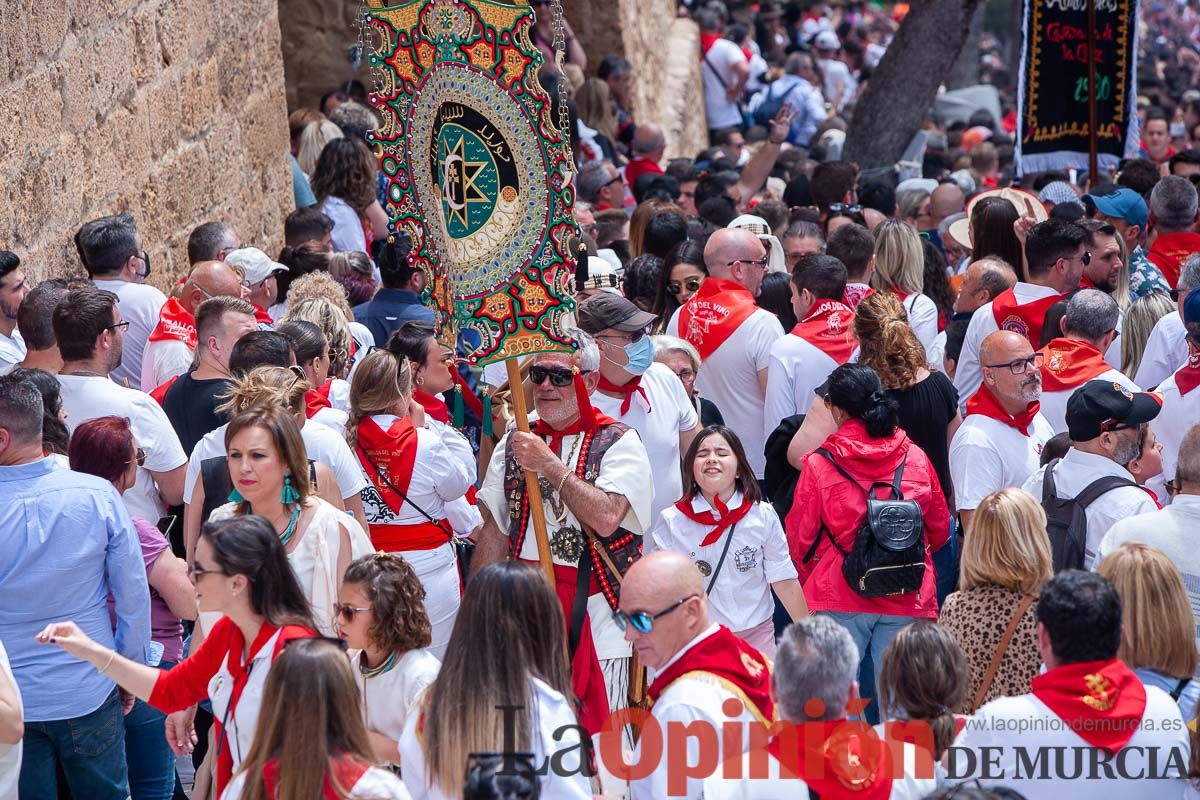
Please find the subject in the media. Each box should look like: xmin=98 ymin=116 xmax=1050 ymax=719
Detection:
xmin=7 ymin=0 xmax=1200 ymax=799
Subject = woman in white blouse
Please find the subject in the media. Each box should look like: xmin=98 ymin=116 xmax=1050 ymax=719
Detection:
xmin=648 ymin=424 xmax=808 ymax=657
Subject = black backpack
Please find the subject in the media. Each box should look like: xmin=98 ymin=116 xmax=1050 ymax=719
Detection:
xmin=751 ymin=81 xmax=801 ymax=127
xmin=803 ymin=448 xmax=927 ymax=598
xmin=763 ymin=414 xmax=805 ymax=523
xmin=1040 ymin=458 xmax=1138 ymax=572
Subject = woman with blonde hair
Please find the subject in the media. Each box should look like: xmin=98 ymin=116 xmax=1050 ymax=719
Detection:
xmin=347 ymin=350 xmax=474 ymax=657
xmin=870 ymin=219 xmax=939 ymax=354
xmin=284 ymin=271 xmax=376 ymax=372
xmin=574 ymin=77 xmax=617 ymax=143
xmin=296 ymin=119 xmax=344 ymax=177
xmin=1121 ymin=291 xmax=1175 ymax=379
xmin=1097 ymin=542 xmax=1200 ymax=719
xmin=939 ymin=488 xmax=1051 ymax=712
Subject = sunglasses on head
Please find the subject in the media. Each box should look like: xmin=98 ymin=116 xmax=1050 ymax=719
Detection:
xmin=529 ymin=365 xmax=576 ymax=387
xmin=668 ymin=277 xmax=704 ymax=295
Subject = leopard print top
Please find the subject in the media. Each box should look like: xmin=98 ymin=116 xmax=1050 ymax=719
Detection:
xmin=939 ymin=585 xmax=1042 ymax=713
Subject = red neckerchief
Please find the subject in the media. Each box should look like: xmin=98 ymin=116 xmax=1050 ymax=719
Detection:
xmin=966 ymin=383 xmax=1040 ymax=436
xmin=597 ymin=374 xmax=650 ymax=416
xmin=892 ymin=288 xmax=911 ymax=303
xmin=252 ymin=305 xmax=274 ymax=326
xmin=1140 ymin=141 xmax=1177 ymax=165
xmin=843 ymin=283 xmax=874 ymax=309
xmin=1176 ymin=352 xmax=1200 ymax=396
xmin=678 ymin=278 xmax=761 ymax=360
xmin=147 ymin=297 xmax=197 ymax=347
xmin=674 ymin=492 xmax=755 ymax=546
xmin=355 ymin=415 xmax=418 ymax=511
xmin=1038 ymin=338 xmax=1112 ymax=392
xmin=531 ymin=408 xmax=618 ymax=456
xmin=648 ymin=626 xmax=774 ymax=723
xmin=150 ymin=374 xmax=179 ymax=407
xmin=262 ymin=753 xmax=371 ymax=799
xmin=766 ymin=721 xmax=892 ymax=800
xmin=414 ymin=389 xmax=450 ymax=424
xmin=790 ymin=300 xmax=857 ymax=364
xmin=1031 ymin=659 xmax=1147 ymax=753
xmin=304 ymin=381 xmax=333 ymax=419
xmin=991 ymin=287 xmax=1062 ymax=347
xmin=1149 ymin=231 xmax=1200 ymax=289
xmin=700 ymin=32 xmax=722 ymax=57
xmin=1078 ymin=273 xmax=1097 ymax=290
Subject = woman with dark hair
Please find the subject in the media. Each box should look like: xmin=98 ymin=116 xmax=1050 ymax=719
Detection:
xmin=275 ymin=318 xmax=350 ymax=435
xmin=327 ymin=250 xmax=378 ymax=306
xmin=310 ymin=138 xmax=389 ymax=256
xmin=878 ymin=621 xmax=970 ymax=763
xmin=756 ymin=271 xmax=799 ymax=332
xmin=36 ymin=515 xmax=318 ymax=796
xmin=272 ymin=241 xmax=332 ymax=320
xmin=8 ymin=367 xmax=70 ymax=460
xmin=786 ymin=363 xmax=951 ymax=691
xmin=921 ymin=238 xmax=955 ymax=329
xmin=648 ymin=425 xmax=806 ymax=657
xmin=227 ymin=638 xmax=412 ymax=799
xmin=652 ymin=239 xmax=708 ymax=329
xmin=622 ymin=254 xmax=664 ymax=312
xmin=399 ymin=561 xmax=590 ymax=800
xmin=69 ymin=416 xmax=195 ymax=800
xmin=970 ymin=197 xmax=1025 ymax=281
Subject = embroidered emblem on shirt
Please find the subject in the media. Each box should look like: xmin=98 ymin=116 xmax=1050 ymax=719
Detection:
xmin=734 ymin=545 xmax=757 ymax=572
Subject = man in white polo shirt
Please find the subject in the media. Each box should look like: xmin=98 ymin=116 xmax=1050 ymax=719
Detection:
xmin=949 ymin=571 xmax=1189 ymax=799
xmin=1023 ymin=380 xmax=1161 ymax=569
xmin=1135 ymin=254 xmax=1200 ymax=389
xmin=763 ymin=254 xmax=855 ymax=441
xmin=954 ymin=219 xmax=1089 ymax=411
xmin=950 ymin=330 xmax=1054 ymax=532
xmin=668 ymin=228 xmax=784 ymax=481
xmin=1037 ymin=289 xmax=1139 ymax=434
xmin=578 ymin=293 xmax=700 ymax=521
xmin=1149 ymin=285 xmax=1200 ymax=504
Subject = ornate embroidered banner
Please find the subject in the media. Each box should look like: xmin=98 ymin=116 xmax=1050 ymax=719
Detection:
xmin=366 ymin=0 xmax=577 ymax=364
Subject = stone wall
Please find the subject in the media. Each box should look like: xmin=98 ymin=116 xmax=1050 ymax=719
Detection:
xmin=0 ymin=0 xmax=295 ymax=290
xmin=277 ymin=0 xmax=369 ymax=111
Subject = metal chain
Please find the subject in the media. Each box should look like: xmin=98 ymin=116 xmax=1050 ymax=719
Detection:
xmin=549 ymin=0 xmax=574 ymax=165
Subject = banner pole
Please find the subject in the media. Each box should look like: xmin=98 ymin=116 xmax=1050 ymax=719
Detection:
xmin=1087 ymin=0 xmax=1099 ymax=182
xmin=506 ymin=358 xmax=557 ymax=588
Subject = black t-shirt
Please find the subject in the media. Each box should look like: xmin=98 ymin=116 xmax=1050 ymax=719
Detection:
xmin=162 ymin=372 xmax=233 ymax=456
xmin=890 ymin=371 xmax=959 ymax=506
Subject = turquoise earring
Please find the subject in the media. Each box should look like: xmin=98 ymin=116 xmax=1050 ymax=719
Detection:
xmin=228 ymin=487 xmax=245 ymax=503
xmin=281 ymin=473 xmax=300 ymax=505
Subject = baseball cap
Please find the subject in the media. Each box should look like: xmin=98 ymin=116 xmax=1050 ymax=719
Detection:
xmin=814 ymin=31 xmax=840 ymax=51
xmin=1065 ymin=379 xmax=1163 ymax=442
xmin=1038 ymin=181 xmax=1083 ymax=208
xmin=1084 ymin=187 xmax=1148 ymax=229
xmin=225 ymin=247 xmax=288 ymax=285
xmin=576 ymin=293 xmax=658 ymax=334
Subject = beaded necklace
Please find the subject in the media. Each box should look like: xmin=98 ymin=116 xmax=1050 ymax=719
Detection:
xmin=359 ymin=649 xmax=399 ymax=678
xmin=277 ymin=504 xmax=301 ymax=547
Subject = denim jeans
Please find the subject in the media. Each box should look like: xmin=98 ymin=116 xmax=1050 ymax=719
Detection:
xmin=19 ymin=688 xmax=129 ymax=800
xmin=126 ymin=661 xmax=178 ymax=800
xmin=821 ymin=611 xmax=918 ymax=721
xmin=933 ymin=515 xmax=961 ymax=607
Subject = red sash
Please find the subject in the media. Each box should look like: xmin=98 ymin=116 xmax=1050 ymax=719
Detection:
xmin=147 ymin=297 xmax=197 ymax=348
xmin=414 ymin=389 xmax=450 ymax=424
xmin=252 ymin=305 xmax=274 ymax=326
xmin=262 ymin=754 xmax=371 ymax=799
xmin=550 ymin=563 xmax=609 ymax=735
xmin=532 ymin=409 xmax=618 ymax=456
xmin=1030 ymin=659 xmax=1147 ymax=754
xmin=1176 ymin=352 xmax=1200 ymax=397
xmin=1038 ymin=338 xmax=1112 ymax=392
xmin=674 ymin=493 xmax=755 ymax=547
xmin=678 ymin=278 xmax=761 ymax=361
xmin=648 ymin=625 xmax=773 ymax=723
xmin=355 ymin=415 xmax=418 ymax=509
xmin=790 ymin=300 xmax=856 ymax=364
xmin=304 ymin=381 xmax=334 ymax=419
xmin=966 ymin=383 xmax=1040 ymax=436
xmin=1149 ymin=231 xmax=1200 ymax=289
xmin=766 ymin=722 xmax=892 ymax=800
xmin=843 ymin=283 xmax=874 ymax=309
xmin=597 ymin=374 xmax=650 ymax=416
xmin=991 ymin=287 xmax=1062 ymax=347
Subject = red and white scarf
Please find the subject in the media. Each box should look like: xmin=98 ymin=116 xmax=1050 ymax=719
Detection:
xmin=1176 ymin=351 xmax=1200 ymax=397
xmin=673 ymin=492 xmax=755 ymax=546
xmin=648 ymin=625 xmax=774 ymax=723
xmin=966 ymin=383 xmax=1040 ymax=436
xmin=355 ymin=415 xmax=418 ymax=511
xmin=678 ymin=278 xmax=761 ymax=360
xmin=1038 ymin=338 xmax=1112 ymax=393
xmin=597 ymin=374 xmax=650 ymax=415
xmin=1031 ymin=659 xmax=1147 ymax=753
xmin=766 ymin=721 xmax=893 ymax=800
xmin=147 ymin=297 xmax=197 ymax=348
xmin=304 ymin=381 xmax=334 ymax=419
xmin=991 ymin=287 xmax=1062 ymax=347
xmin=790 ymin=299 xmax=857 ymax=364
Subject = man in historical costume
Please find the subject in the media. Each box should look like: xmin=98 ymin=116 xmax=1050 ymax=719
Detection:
xmin=619 ymin=551 xmax=773 ymax=800
xmin=473 ymin=335 xmax=653 ymax=735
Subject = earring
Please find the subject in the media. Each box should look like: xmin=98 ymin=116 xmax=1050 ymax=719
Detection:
xmin=281 ymin=474 xmax=300 ymax=505
xmin=228 ymin=488 xmax=244 ymax=503
xmin=415 ymin=374 xmax=425 ymax=386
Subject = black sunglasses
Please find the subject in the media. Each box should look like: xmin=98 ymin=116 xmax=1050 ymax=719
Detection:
xmin=529 ymin=365 xmax=575 ymax=387
xmin=667 ymin=277 xmax=704 ymax=295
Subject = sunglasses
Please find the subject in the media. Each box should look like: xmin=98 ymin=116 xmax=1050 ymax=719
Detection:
xmin=188 ymin=562 xmax=228 ymax=580
xmin=612 ymin=594 xmax=698 ymax=634
xmin=529 ymin=365 xmax=576 ymax=387
xmin=128 ymin=447 xmax=146 ymax=467
xmin=668 ymin=277 xmax=704 ymax=296
xmin=828 ymin=203 xmax=863 ymax=215
xmin=333 ymin=602 xmax=371 ymax=623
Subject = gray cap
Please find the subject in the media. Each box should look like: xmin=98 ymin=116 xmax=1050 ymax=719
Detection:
xmin=576 ymin=293 xmax=658 ymax=334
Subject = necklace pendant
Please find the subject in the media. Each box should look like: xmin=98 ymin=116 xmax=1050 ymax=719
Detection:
xmin=696 ymin=559 xmax=713 ymax=577
xmin=550 ymin=525 xmax=584 ymax=562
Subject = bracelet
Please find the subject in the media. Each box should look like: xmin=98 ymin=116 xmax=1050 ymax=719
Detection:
xmin=98 ymin=649 xmax=116 ymax=674
xmin=555 ymin=469 xmax=572 ymax=495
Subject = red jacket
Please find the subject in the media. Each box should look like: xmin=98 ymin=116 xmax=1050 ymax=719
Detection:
xmin=785 ymin=419 xmax=950 ymax=618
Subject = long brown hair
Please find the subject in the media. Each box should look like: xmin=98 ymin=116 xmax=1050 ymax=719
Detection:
xmin=423 ymin=562 xmax=572 ymax=795
xmin=310 ymin=138 xmax=378 ymax=213
xmin=224 ymin=406 xmax=313 ymax=512
xmin=346 ymin=350 xmax=413 ymax=446
xmin=236 ymin=639 xmax=376 ymax=800
xmin=878 ymin=621 xmax=969 ymax=760
xmin=629 ymin=200 xmax=679 ymax=260
xmin=853 ymin=291 xmax=928 ymax=390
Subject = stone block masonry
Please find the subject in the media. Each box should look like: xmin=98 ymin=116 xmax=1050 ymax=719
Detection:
xmin=0 ymin=0 xmax=295 ymax=291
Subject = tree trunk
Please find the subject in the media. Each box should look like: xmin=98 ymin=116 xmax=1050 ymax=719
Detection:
xmin=844 ymin=0 xmax=986 ymax=170
xmin=946 ymin=3 xmax=985 ymax=90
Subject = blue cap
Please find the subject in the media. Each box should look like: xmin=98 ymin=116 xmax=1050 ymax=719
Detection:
xmin=1184 ymin=286 xmax=1200 ymax=327
xmin=1085 ymin=188 xmax=1148 ymax=229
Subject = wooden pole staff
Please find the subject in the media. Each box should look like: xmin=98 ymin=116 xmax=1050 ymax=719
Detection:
xmin=506 ymin=357 xmax=556 ymax=588
xmin=1087 ymin=0 xmax=1099 ymax=182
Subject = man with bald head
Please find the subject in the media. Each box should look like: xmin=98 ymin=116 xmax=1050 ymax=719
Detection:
xmin=621 ymin=551 xmax=773 ymax=800
xmin=667 ymin=228 xmax=785 ymax=480
xmin=928 ymin=257 xmax=1017 ymax=374
xmin=140 ymin=259 xmax=249 ymax=391
xmin=950 ymin=330 xmax=1054 ymax=531
xmin=625 ymin=123 xmax=666 ymax=188
xmin=928 ymin=182 xmax=965 ymax=229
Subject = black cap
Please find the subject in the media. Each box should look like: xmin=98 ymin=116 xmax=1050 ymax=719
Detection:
xmin=1065 ymin=380 xmax=1163 ymax=442
xmin=576 ymin=293 xmax=658 ymax=334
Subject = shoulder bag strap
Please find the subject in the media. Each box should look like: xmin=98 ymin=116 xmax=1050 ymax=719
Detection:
xmin=704 ymin=523 xmax=740 ymax=595
xmin=1171 ymin=678 xmax=1191 ymax=702
xmin=1042 ymin=459 xmax=1061 ymax=505
xmin=357 ymin=445 xmax=441 ymax=526
xmin=970 ymin=593 xmax=1036 ymax=713
xmin=888 ymin=453 xmax=909 ymax=499
xmin=703 ymin=52 xmax=730 ymax=90
xmin=1074 ymin=473 xmax=1140 ymax=509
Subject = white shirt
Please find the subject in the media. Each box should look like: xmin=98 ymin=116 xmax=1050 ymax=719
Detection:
xmin=668 ymin=308 xmax=785 ymax=479
xmin=701 ymin=39 xmax=748 ymax=130
xmin=1150 ymin=368 xmax=1200 ymax=505
xmin=0 ymin=328 xmax=25 ymax=372
xmin=184 ymin=419 xmax=369 ymax=505
xmin=399 ymin=676 xmax=591 ymax=800
xmin=1136 ymin=311 xmax=1188 ymax=389
xmin=763 ymin=333 xmax=837 ymax=442
xmin=954 ymin=282 xmax=1061 ymax=411
xmin=58 ymin=374 xmax=187 ymax=523
xmin=901 ymin=293 xmax=939 ymax=356
xmin=591 ymin=363 xmax=698 ymax=521
xmin=222 ymin=764 xmax=412 ymax=800
xmin=323 ymin=196 xmax=368 ymax=254
xmin=94 ymin=279 xmax=167 ymax=389
xmin=424 ymin=416 xmax=483 ymax=537
xmin=140 ymin=337 xmax=193 ymax=392
xmin=648 ymin=495 xmax=796 ymax=632
xmin=1098 ymin=495 xmax=1200 ymax=677
xmin=928 ymin=329 xmax=949 ymax=375
xmin=949 ymin=410 xmax=1054 ymax=511
xmin=355 ymin=648 xmax=440 ymax=760
xmin=1023 ymin=448 xmax=1157 ymax=569
xmin=1039 ymin=368 xmax=1139 ymax=435
xmin=819 ymin=58 xmax=857 ymax=112
xmin=311 ymin=405 xmax=349 ymax=436
xmin=949 ymin=684 xmax=1189 ymax=799
xmin=0 ymin=640 xmax=20 ymax=800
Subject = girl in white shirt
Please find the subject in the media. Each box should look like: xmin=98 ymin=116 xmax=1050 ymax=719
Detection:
xmin=648 ymin=424 xmax=807 ymax=657
xmin=871 ymin=219 xmax=940 ymax=355
xmin=336 ymin=553 xmax=441 ymax=767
